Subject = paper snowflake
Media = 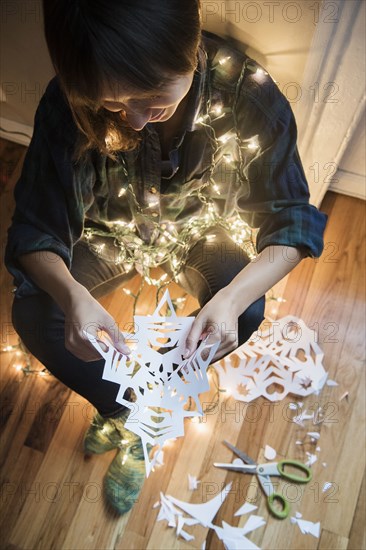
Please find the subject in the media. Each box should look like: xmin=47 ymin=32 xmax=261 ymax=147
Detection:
xmin=214 ymin=316 xmax=327 ymax=402
xmin=85 ymin=290 xmax=220 ymax=475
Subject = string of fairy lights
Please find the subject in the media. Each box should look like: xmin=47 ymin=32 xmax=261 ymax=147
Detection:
xmin=3 ymin=56 xmax=286 ymax=381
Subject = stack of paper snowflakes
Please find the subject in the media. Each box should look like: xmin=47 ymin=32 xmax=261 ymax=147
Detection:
xmin=214 ymin=316 xmax=328 ymax=402
xmin=86 ymin=290 xmax=327 ymax=476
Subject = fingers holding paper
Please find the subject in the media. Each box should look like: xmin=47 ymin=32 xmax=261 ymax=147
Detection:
xmin=64 ymin=283 xmax=131 ymax=362
xmin=184 ymin=289 xmax=240 ymax=364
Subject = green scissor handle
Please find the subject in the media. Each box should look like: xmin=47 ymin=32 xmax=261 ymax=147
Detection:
xmin=276 ymin=460 xmax=313 ymax=483
xmin=267 ymin=492 xmax=290 ymax=519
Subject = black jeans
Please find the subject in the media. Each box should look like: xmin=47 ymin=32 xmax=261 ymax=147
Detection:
xmin=12 ymin=227 xmax=264 ymax=417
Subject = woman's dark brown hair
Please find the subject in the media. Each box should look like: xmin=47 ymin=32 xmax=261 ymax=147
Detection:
xmin=42 ymin=0 xmax=201 ymax=159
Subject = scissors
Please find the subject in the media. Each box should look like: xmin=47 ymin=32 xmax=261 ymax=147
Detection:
xmin=214 ymin=440 xmax=312 ymax=519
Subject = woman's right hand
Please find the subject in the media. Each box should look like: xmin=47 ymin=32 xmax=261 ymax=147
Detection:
xmin=63 ymin=282 xmax=131 ymax=362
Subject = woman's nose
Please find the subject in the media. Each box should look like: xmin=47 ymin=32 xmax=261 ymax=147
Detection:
xmin=125 ymin=110 xmax=152 ymax=131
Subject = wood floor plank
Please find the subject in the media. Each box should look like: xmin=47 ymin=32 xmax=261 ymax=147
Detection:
xmin=24 ymin=378 xmax=71 ymax=453
xmin=347 ymin=473 xmax=366 ymax=550
xmin=319 ymin=529 xmax=348 ymax=550
xmin=0 ymin=373 xmax=50 ymax=471
xmin=8 ymin=392 xmax=91 ymax=549
xmin=0 ymin=446 xmax=44 ymax=545
xmin=43 ymin=446 xmax=125 ymax=550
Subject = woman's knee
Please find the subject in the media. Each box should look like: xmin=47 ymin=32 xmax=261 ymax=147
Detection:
xmin=12 ymin=293 xmax=66 ymax=362
xmin=238 ymin=295 xmax=265 ymax=346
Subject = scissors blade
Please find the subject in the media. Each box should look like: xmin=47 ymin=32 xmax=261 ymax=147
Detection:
xmin=223 ymin=440 xmax=256 ymax=465
xmin=214 ymin=463 xmax=257 ymax=473
xmin=257 ymin=474 xmax=275 ymax=497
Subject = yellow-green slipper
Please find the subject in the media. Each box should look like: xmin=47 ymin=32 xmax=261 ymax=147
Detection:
xmin=83 ymin=410 xmax=128 ymax=455
xmin=104 ymin=437 xmax=146 ymax=514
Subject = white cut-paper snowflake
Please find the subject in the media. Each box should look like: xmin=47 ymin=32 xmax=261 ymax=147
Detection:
xmin=214 ymin=316 xmax=327 ymax=402
xmin=85 ymin=290 xmax=220 ymax=476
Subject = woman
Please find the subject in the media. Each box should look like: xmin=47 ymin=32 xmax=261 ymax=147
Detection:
xmin=5 ymin=0 xmax=327 ymax=514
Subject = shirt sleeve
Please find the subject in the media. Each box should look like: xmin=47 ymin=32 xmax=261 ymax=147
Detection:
xmin=5 ymin=79 xmax=86 ymax=298
xmin=234 ymin=64 xmax=327 ymax=258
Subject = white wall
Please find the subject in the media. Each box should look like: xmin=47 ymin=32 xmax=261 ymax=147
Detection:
xmin=202 ymin=0 xmax=319 ymax=104
xmin=0 ymin=0 xmax=54 ymax=127
xmin=1 ymin=0 xmax=319 ymax=129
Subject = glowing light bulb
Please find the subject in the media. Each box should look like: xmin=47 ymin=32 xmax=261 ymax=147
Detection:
xmin=248 ymin=140 xmax=259 ymax=150
xmin=255 ymin=68 xmax=268 ymax=76
xmin=212 ymin=104 xmax=223 ymax=115
xmin=195 ymin=420 xmax=206 ymax=431
xmin=224 ymin=154 xmax=233 ymax=164
xmin=219 ymin=56 xmax=231 ymax=65
xmin=218 ymin=133 xmax=231 ymax=144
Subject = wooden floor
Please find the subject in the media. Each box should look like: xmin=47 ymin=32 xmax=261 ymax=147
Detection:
xmin=0 ymin=139 xmax=365 ymax=550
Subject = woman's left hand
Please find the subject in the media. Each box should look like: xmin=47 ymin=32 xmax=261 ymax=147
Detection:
xmin=184 ymin=288 xmax=243 ymax=363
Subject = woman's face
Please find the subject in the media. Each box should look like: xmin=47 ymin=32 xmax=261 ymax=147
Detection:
xmin=101 ymin=71 xmax=194 ymax=131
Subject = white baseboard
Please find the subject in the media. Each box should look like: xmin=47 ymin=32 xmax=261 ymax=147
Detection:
xmin=330 ymin=170 xmax=366 ymax=201
xmin=0 ymin=117 xmax=33 ymax=146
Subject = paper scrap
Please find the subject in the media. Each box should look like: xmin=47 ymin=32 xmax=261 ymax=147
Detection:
xmin=153 ymin=449 xmax=164 ymax=466
xmin=213 ymin=519 xmax=263 ymax=549
xmin=176 ymin=516 xmax=196 ymax=541
xmin=293 ymin=410 xmax=315 ymax=426
xmin=221 ymin=536 xmax=260 ymax=550
xmin=167 ymin=483 xmax=233 ymax=527
xmin=179 ymin=529 xmax=195 ymax=542
xmin=340 ymin=391 xmax=349 ymax=401
xmin=222 ymin=535 xmax=260 ymax=550
xmin=264 ymin=445 xmax=276 ymax=460
xmin=326 ymin=379 xmax=339 ymax=386
xmin=84 ymin=289 xmax=220 ymax=476
xmin=292 ymin=518 xmax=321 ymax=538
xmin=234 ymin=502 xmax=258 ymax=517
xmin=322 ymin=462 xmax=327 ymax=467
xmin=156 ymin=486 xmax=264 ymax=549
xmin=322 ymin=482 xmax=332 ymax=492
xmin=316 ymin=446 xmax=321 ymax=452
xmin=188 ymin=474 xmax=200 ymax=490
xmin=242 ymin=515 xmax=266 ymax=535
xmin=305 ymin=452 xmax=318 ymax=467
xmin=295 ymin=511 xmax=303 ymax=519
xmin=307 ymin=432 xmax=320 ymax=441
